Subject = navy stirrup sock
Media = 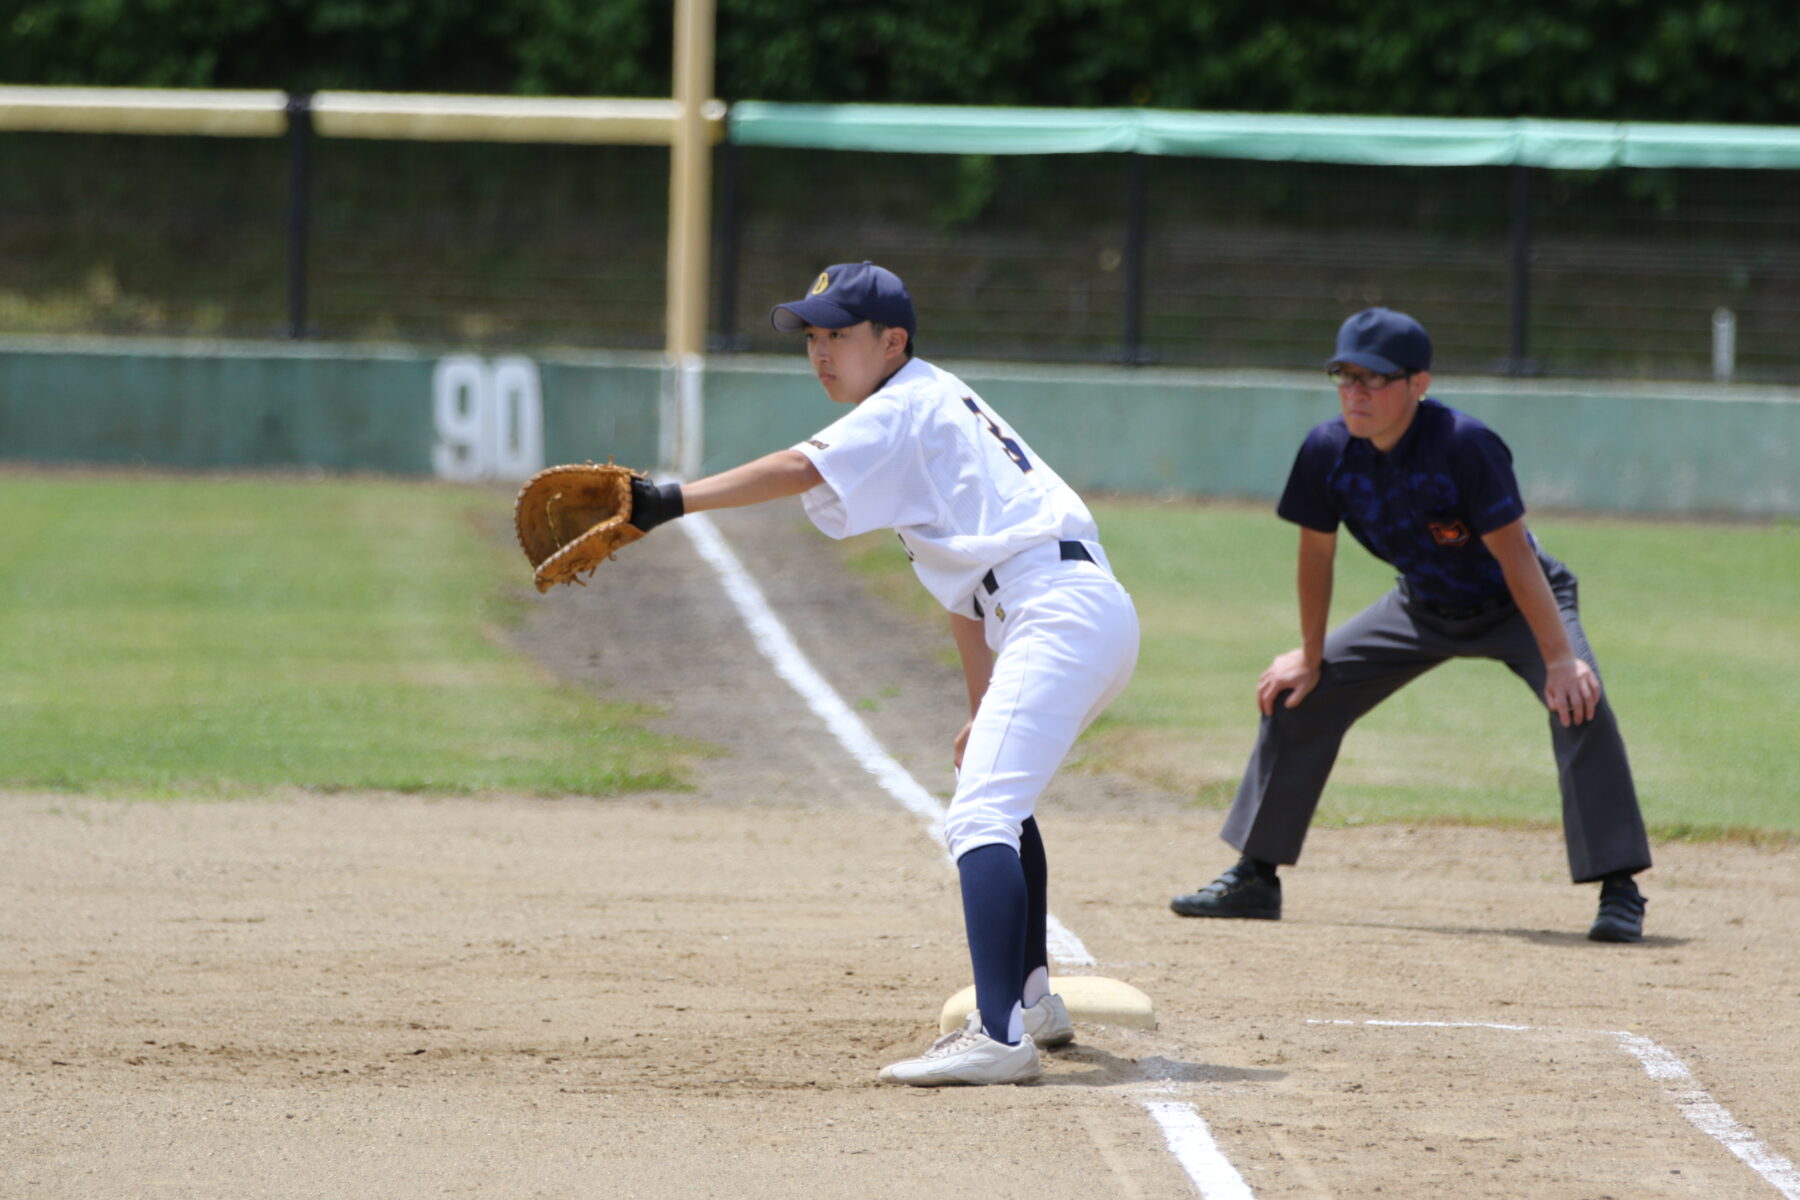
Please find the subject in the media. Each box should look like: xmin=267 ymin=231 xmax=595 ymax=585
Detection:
xmin=1019 ymin=817 xmax=1049 ymax=993
xmin=957 ymin=843 xmax=1029 ymax=1045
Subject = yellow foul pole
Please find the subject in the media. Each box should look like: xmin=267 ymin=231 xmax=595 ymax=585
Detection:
xmin=662 ymin=0 xmax=716 ymax=475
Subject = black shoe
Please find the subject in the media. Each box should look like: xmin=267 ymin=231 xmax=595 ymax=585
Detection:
xmin=1588 ymin=875 xmax=1647 ymax=943
xmin=1171 ymin=858 xmax=1281 ymax=919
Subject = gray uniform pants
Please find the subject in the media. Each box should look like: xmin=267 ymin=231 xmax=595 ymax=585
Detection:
xmin=1221 ymin=557 xmax=1652 ymax=883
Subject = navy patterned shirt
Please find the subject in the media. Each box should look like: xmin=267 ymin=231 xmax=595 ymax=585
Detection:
xmin=1277 ymin=399 xmax=1532 ymax=610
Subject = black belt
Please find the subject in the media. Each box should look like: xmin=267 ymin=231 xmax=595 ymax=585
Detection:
xmin=1398 ymin=578 xmax=1513 ymax=621
xmin=973 ymin=541 xmax=1093 ymax=617
xmin=1421 ymin=594 xmax=1513 ymax=621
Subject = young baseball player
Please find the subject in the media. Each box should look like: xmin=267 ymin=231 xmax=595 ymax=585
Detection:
xmin=1170 ymin=308 xmax=1653 ymax=942
xmin=625 ymin=261 xmax=1139 ymax=1085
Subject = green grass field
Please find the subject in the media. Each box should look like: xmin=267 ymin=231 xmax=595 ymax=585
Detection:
xmin=847 ymin=500 xmax=1800 ymax=842
xmin=4 ymin=472 xmax=1794 ymax=840
xmin=0 ymin=473 xmax=693 ymax=798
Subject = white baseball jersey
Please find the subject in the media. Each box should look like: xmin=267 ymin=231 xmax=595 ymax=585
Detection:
xmin=792 ymin=357 xmax=1098 ymax=614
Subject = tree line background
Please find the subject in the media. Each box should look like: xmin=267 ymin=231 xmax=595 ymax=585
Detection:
xmin=4 ymin=0 xmax=1797 ymax=123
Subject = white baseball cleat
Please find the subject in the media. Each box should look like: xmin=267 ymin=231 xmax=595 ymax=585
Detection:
xmin=1022 ymin=993 xmax=1074 ymax=1048
xmin=878 ymin=1028 xmax=1042 ymax=1087
xmin=966 ymin=995 xmax=1074 ymax=1048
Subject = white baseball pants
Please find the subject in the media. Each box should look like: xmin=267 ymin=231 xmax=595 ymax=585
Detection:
xmin=944 ymin=546 xmax=1140 ymax=859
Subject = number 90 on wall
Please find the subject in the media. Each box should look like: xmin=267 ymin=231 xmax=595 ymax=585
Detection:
xmin=431 ymin=356 xmax=545 ymax=482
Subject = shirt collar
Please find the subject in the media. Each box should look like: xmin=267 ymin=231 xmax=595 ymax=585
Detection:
xmin=868 ymin=356 xmax=931 ymax=399
xmin=1375 ymin=396 xmax=1437 ymax=465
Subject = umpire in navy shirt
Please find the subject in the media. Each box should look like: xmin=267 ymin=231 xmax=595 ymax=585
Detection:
xmin=1171 ymin=308 xmax=1652 ymax=942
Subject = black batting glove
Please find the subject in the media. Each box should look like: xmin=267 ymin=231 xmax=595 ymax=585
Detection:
xmin=627 ymin=476 xmax=685 ymax=533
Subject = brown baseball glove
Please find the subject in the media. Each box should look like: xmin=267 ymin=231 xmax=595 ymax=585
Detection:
xmin=513 ymin=461 xmax=683 ymax=593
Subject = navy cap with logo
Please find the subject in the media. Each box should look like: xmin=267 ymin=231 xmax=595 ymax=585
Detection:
xmin=770 ymin=261 xmax=916 ymax=338
xmin=1326 ymin=307 xmax=1432 ymax=374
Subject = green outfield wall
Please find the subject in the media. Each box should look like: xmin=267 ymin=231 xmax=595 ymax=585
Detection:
xmin=0 ymin=337 xmax=663 ymax=478
xmin=3 ymin=337 xmax=1794 ymax=517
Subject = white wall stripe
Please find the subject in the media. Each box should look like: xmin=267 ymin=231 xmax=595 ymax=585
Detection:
xmin=1310 ymin=1018 xmax=1800 ymax=1199
xmin=1140 ymin=1100 xmax=1258 ymax=1200
xmin=678 ymin=513 xmax=1094 ymax=967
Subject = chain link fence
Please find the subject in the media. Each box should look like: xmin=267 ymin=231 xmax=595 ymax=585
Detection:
xmin=4 ymin=127 xmax=1797 ymax=382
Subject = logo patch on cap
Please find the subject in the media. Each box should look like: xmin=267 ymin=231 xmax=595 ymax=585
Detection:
xmin=810 ymin=271 xmax=830 ymax=295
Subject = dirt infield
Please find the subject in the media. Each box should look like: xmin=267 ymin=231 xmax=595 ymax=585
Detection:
xmin=4 ymin=502 xmax=1797 ymax=1199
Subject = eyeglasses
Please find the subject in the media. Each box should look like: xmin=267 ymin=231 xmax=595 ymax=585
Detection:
xmin=1328 ymin=368 xmax=1413 ymax=391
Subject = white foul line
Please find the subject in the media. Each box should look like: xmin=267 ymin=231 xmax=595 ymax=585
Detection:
xmin=1614 ymin=1032 xmax=1800 ymax=1199
xmin=1139 ymin=1101 xmax=1258 ymax=1200
xmin=677 ymin=514 xmax=1092 ymax=966
xmin=1310 ymin=1019 xmax=1800 ymax=1199
xmin=1309 ymin=1018 xmax=1533 ymax=1031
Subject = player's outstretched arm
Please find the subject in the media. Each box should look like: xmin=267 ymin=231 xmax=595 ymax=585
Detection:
xmin=679 ymin=450 xmax=825 ymax=514
xmin=620 ymin=450 xmax=823 ymax=538
xmin=1258 ymin=527 xmax=1336 ymax=715
xmin=1482 ymin=518 xmax=1599 ymax=728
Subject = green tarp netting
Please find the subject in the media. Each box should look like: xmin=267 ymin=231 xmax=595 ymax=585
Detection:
xmin=730 ymin=103 xmax=1800 ymax=170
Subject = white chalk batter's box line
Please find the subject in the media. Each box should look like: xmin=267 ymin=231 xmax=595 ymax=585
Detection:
xmin=1303 ymin=1018 xmax=1800 ymax=1200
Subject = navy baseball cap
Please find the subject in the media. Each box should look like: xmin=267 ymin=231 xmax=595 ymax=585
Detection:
xmin=770 ymin=261 xmax=916 ymax=338
xmin=1326 ymin=307 xmax=1432 ymax=374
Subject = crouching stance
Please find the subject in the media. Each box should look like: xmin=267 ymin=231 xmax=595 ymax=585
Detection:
xmin=1171 ymin=308 xmax=1651 ymax=942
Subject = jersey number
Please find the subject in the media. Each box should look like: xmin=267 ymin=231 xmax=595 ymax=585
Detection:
xmin=962 ymin=396 xmax=1032 ymax=473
